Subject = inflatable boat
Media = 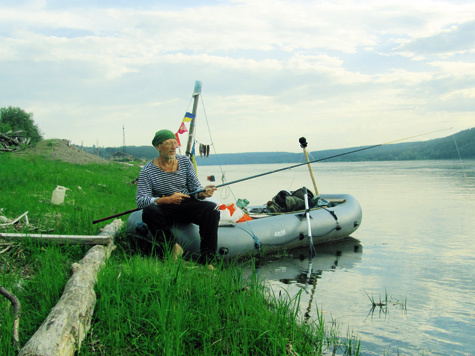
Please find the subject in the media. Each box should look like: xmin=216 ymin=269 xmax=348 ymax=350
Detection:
xmin=126 ymin=193 xmax=362 ymax=259
xmin=125 ymin=82 xmax=362 ymax=258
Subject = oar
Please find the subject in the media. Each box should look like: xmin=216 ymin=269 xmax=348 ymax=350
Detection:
xmin=299 ymin=137 xmax=319 ymax=196
xmin=299 ymin=139 xmax=318 ymax=261
xmin=303 ymin=187 xmax=316 ymax=259
xmin=92 ymin=128 xmax=451 ymax=224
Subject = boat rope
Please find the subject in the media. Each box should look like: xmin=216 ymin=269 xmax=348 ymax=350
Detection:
xmin=233 ymin=223 xmax=339 ymax=249
xmin=322 ymin=208 xmax=341 ymax=230
xmin=231 ymin=225 xmax=261 ymax=250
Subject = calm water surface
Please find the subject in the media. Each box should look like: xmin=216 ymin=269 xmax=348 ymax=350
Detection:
xmin=198 ymin=160 xmax=474 ymax=356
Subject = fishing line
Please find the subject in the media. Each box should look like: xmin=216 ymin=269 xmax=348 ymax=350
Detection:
xmin=198 ymin=94 xmax=260 ymax=249
xmin=288 ymin=155 xmax=308 ymax=192
xmin=189 ymin=127 xmax=453 ymax=195
xmin=93 ymin=127 xmax=451 ymax=224
xmin=198 ymin=93 xmax=232 ymax=200
xmin=452 ymin=133 xmax=468 ymax=182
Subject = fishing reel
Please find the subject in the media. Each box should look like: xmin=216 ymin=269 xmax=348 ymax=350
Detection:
xmin=299 ymin=137 xmax=308 ymax=149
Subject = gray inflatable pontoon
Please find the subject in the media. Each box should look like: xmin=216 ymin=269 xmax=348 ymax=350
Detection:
xmin=126 ymin=193 xmax=362 ymax=259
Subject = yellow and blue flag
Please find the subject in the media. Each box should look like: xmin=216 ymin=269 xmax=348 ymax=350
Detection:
xmin=183 ymin=112 xmax=195 ymax=122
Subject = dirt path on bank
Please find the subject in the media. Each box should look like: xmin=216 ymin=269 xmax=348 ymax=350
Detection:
xmin=17 ymin=139 xmax=109 ymax=165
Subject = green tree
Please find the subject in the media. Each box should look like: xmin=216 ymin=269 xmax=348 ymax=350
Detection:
xmin=0 ymin=106 xmax=42 ymax=143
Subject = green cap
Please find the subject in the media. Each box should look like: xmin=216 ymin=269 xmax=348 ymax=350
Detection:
xmin=152 ymin=129 xmax=176 ymax=147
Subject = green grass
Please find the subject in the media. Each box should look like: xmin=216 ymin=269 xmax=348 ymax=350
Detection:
xmin=1 ymin=141 xmax=141 ymax=355
xmin=80 ymin=249 xmax=359 ymax=356
xmin=0 ymin=144 xmax=141 ymax=235
xmin=1 ymin=239 xmax=87 ymax=355
xmin=1 ymin=141 xmax=361 ymax=355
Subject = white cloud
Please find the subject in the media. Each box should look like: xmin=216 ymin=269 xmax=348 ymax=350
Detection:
xmin=430 ymin=60 xmax=475 ymax=76
xmin=0 ymin=0 xmax=474 ymax=151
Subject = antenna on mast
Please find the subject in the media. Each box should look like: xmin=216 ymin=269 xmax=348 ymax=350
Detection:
xmin=122 ymin=125 xmax=127 ymax=153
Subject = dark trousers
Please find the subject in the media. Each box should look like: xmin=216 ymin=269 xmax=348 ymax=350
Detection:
xmin=142 ymin=199 xmax=220 ymax=259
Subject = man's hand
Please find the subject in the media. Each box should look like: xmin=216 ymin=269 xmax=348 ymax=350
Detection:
xmin=199 ymin=185 xmax=217 ymax=199
xmin=159 ymin=192 xmax=190 ymax=205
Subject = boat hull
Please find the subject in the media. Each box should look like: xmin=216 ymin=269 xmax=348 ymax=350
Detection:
xmin=126 ymin=193 xmax=362 ymax=259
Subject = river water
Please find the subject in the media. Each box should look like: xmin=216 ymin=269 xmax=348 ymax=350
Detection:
xmin=197 ymin=160 xmax=474 ymax=356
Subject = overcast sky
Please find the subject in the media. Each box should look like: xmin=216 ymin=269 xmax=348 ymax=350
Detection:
xmin=1 ymin=0 xmax=474 ymax=153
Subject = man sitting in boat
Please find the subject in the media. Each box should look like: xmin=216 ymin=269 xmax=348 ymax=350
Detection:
xmin=136 ymin=129 xmax=219 ymax=263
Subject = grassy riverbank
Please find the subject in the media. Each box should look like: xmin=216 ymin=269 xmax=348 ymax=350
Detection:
xmin=0 ymin=139 xmax=141 ymax=235
xmin=0 ymin=240 xmax=87 ymax=354
xmin=80 ymin=248 xmax=360 ymax=355
xmin=1 ymin=140 xmax=360 ymax=355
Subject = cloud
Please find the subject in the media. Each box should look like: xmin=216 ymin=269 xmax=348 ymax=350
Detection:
xmin=0 ymin=0 xmax=474 ymax=151
xmin=396 ymin=20 xmax=475 ymax=58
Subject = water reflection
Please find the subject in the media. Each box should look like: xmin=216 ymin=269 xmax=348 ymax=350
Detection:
xmin=251 ymin=237 xmax=363 ymax=283
xmin=204 ymin=161 xmax=474 ymax=355
xmin=243 ymin=237 xmax=363 ymax=324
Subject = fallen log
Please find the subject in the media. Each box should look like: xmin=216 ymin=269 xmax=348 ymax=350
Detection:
xmin=18 ymin=219 xmax=123 ymax=356
xmin=1 ymin=233 xmax=112 ymax=245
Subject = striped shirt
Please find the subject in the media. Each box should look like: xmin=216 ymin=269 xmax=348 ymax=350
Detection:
xmin=136 ymin=155 xmax=203 ymax=208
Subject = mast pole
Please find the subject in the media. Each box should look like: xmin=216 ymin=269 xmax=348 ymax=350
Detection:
xmin=185 ymin=81 xmax=202 ymax=158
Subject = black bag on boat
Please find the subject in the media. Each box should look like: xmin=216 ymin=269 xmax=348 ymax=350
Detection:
xmin=266 ymin=187 xmax=315 ymax=213
xmin=273 ymin=190 xmax=290 ymax=210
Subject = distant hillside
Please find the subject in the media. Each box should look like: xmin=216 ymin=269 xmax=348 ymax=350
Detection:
xmin=81 ymin=128 xmax=474 ymax=165
xmin=27 ymin=139 xmax=109 ymax=165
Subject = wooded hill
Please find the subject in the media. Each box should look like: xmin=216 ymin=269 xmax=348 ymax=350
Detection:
xmin=82 ymin=128 xmax=474 ymax=165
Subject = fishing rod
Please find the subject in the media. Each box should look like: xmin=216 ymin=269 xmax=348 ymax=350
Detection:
xmin=92 ymin=128 xmax=450 ymax=224
xmin=188 ymin=128 xmax=451 ymax=195
xmin=93 ymin=207 xmax=142 ymax=224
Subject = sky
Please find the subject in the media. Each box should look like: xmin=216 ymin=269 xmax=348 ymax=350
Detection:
xmin=1 ymin=0 xmax=474 ymax=153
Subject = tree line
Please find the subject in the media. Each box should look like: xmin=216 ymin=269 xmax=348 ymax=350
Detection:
xmin=1 ymin=105 xmax=472 ymax=164
xmin=83 ymin=128 xmax=474 ymax=164
xmin=0 ymin=107 xmax=42 ymax=144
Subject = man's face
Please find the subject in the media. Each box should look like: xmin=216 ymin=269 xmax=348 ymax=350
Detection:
xmin=158 ymin=139 xmax=178 ymax=159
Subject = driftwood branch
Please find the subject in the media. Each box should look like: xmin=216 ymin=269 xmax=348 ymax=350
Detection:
xmin=18 ymin=219 xmax=123 ymax=356
xmin=0 ymin=285 xmax=21 ymax=350
xmin=0 ymin=211 xmax=29 ymax=228
xmin=0 ymin=130 xmax=31 ymax=151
